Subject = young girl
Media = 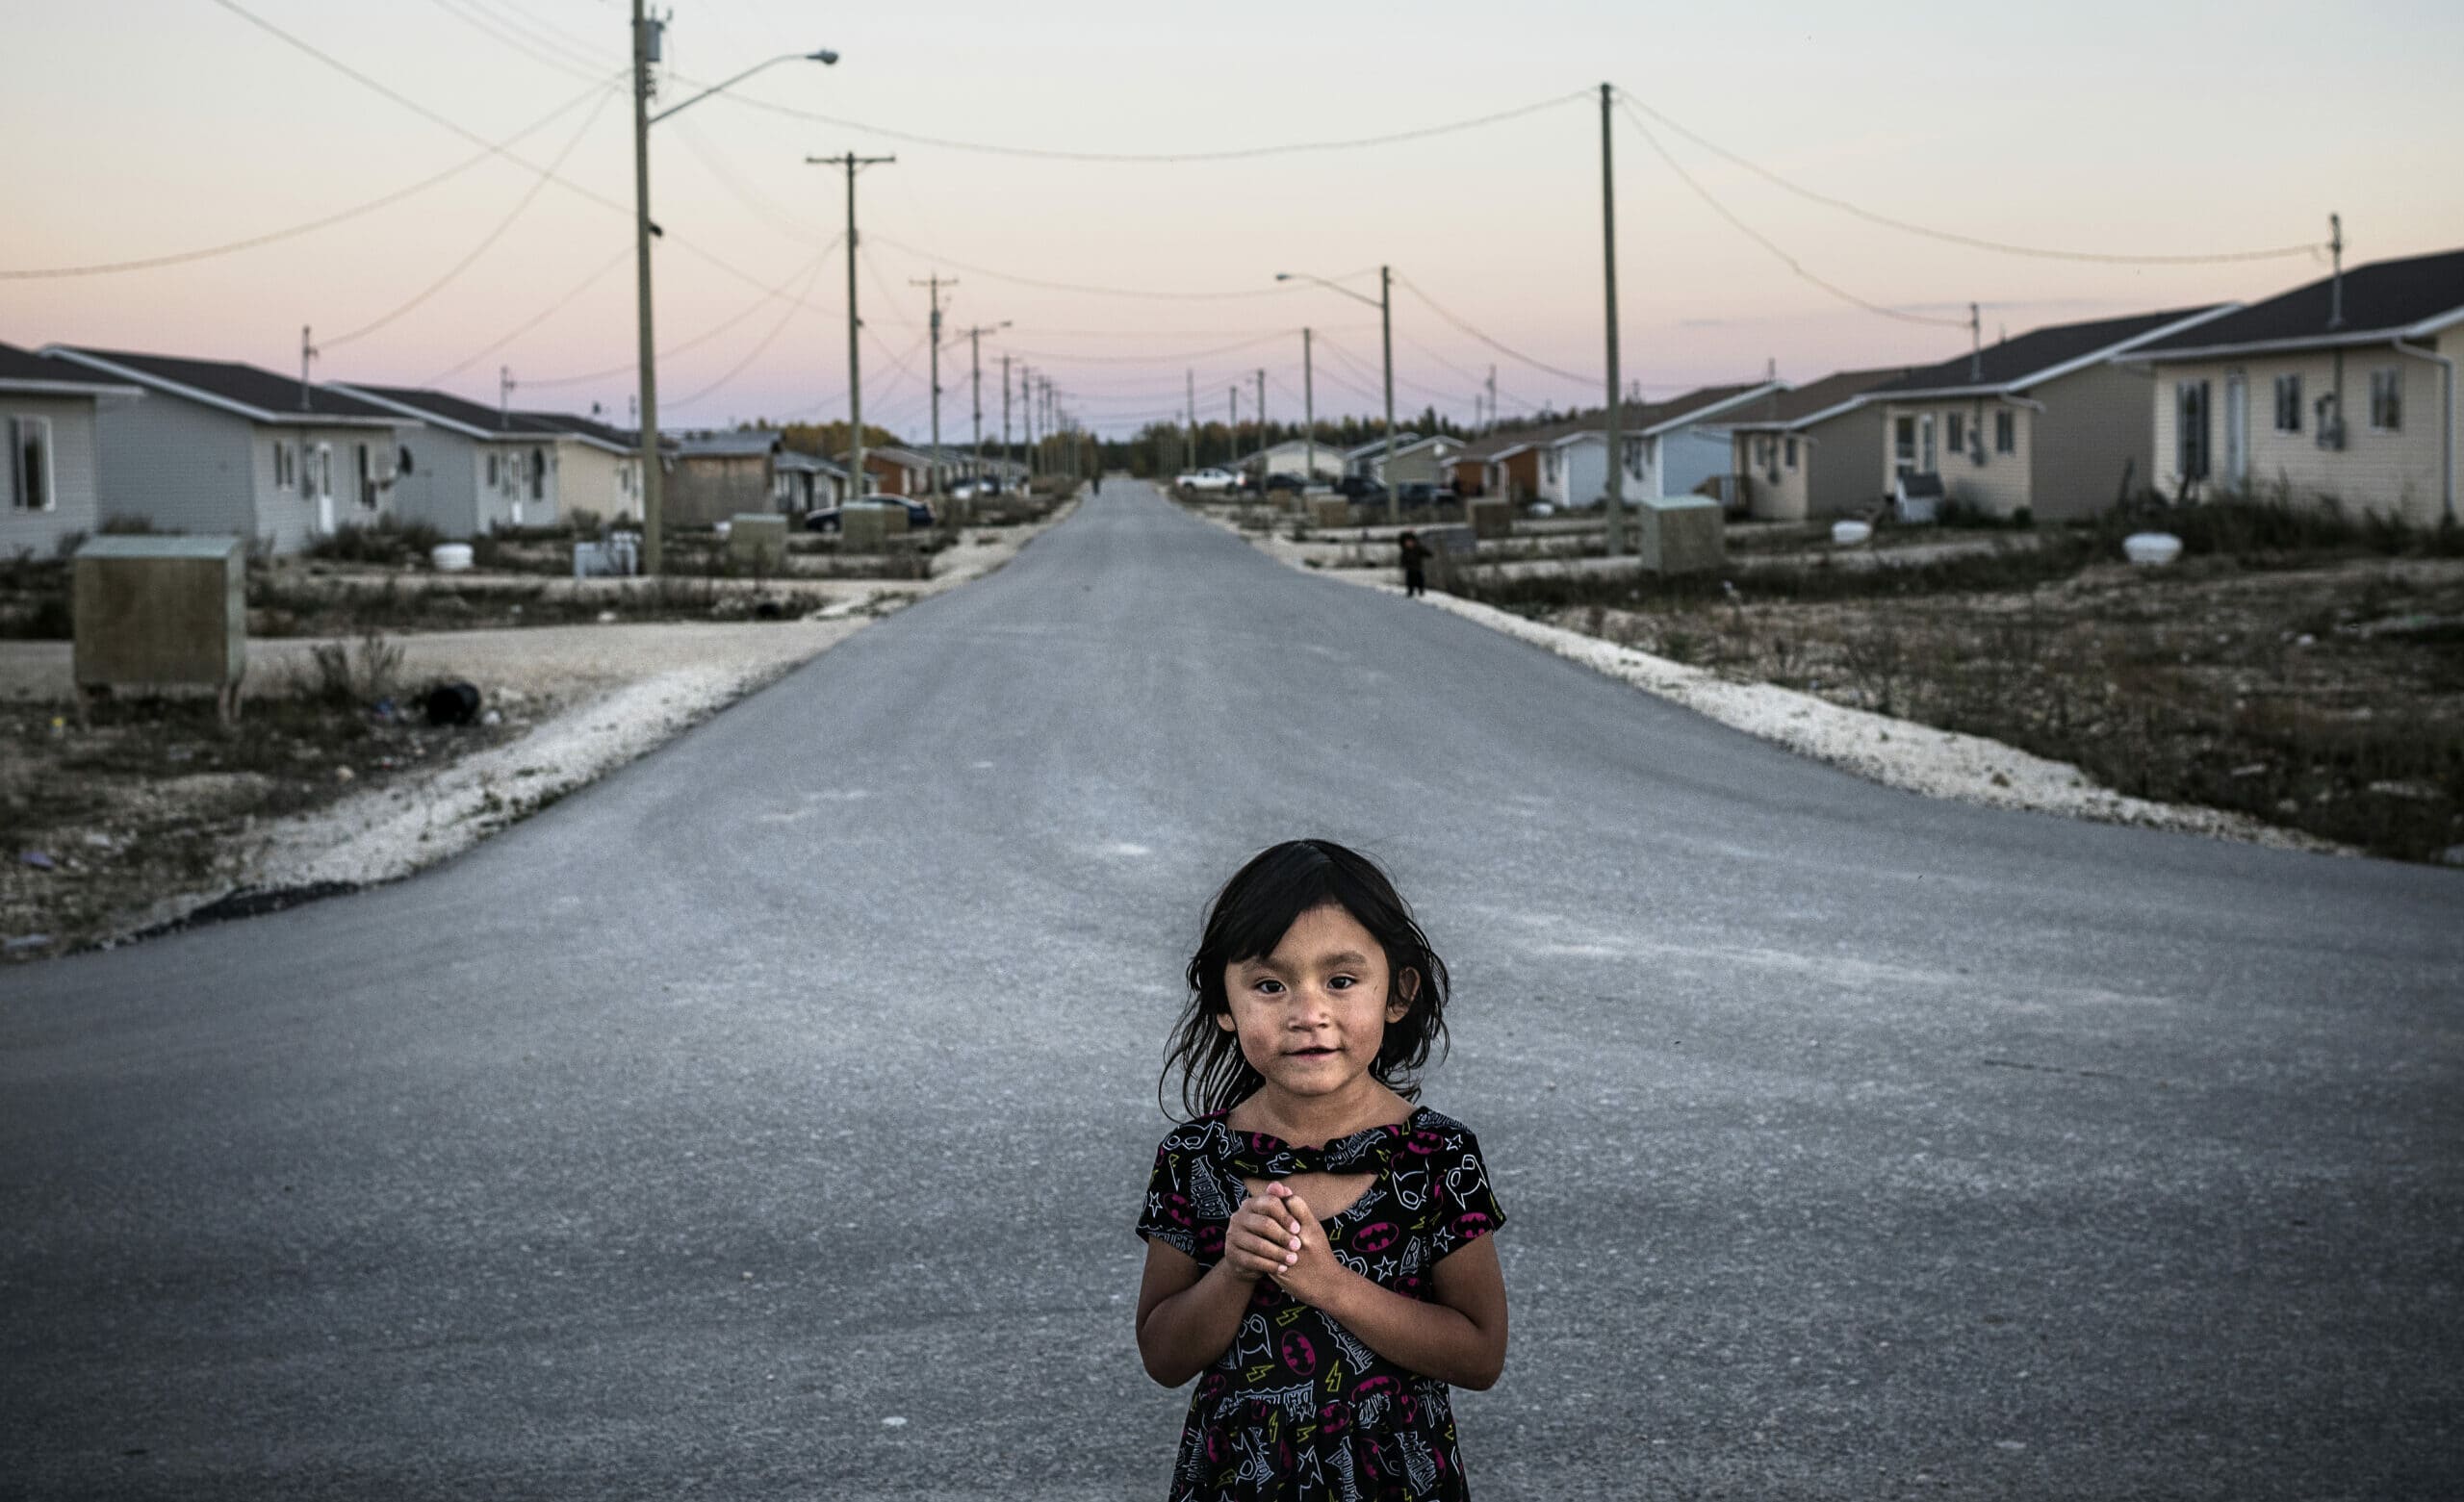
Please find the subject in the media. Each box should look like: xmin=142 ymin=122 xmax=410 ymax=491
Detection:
xmin=1134 ymin=839 xmax=1508 ymax=1501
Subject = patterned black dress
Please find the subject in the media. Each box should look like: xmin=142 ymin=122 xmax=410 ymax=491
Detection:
xmin=1135 ymin=1107 xmax=1507 ymax=1501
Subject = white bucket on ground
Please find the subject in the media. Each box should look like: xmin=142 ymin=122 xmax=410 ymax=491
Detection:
xmin=2123 ymin=532 xmax=2183 ymax=567
xmin=1832 ymin=521 xmax=1873 ymax=547
xmin=431 ymin=543 xmax=474 ymax=573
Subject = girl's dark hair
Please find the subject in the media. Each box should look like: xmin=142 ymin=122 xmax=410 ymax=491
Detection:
xmin=1162 ymin=839 xmax=1450 ymax=1119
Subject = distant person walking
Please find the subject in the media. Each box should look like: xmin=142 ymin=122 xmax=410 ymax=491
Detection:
xmin=1092 ymin=472 xmax=1102 ymax=496
xmin=1397 ymin=529 xmax=1429 ymax=598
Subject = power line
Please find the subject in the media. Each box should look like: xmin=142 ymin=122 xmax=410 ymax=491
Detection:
xmin=325 ymin=85 xmax=619 ymax=347
xmin=668 ymin=250 xmax=834 ymax=411
xmin=670 ymin=116 xmax=833 ymax=242
xmin=423 ymin=242 xmax=632 ymax=385
xmin=866 ymin=233 xmax=1331 ymax=303
xmin=524 ymin=236 xmax=840 ymax=386
xmin=1614 ymin=88 xmax=2321 ymax=267
xmin=0 ymin=72 xmax=622 ymax=279
xmin=1393 ymin=275 xmax=1605 ymax=384
xmin=423 ymin=0 xmax=608 ymax=84
xmin=676 ymin=81 xmax=1590 ymax=164
xmin=1612 ymin=102 xmax=1969 ymax=330
xmin=990 ymin=330 xmax=1295 ymax=367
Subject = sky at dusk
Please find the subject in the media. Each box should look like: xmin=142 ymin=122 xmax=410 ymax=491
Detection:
xmin=5 ymin=0 xmax=2460 ymax=440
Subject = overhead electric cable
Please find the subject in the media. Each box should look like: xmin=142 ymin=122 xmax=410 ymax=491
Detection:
xmin=1393 ymin=275 xmax=1605 ymax=384
xmin=1614 ymin=89 xmax=2321 ymax=266
xmin=524 ymin=236 xmax=840 ymax=386
xmin=1612 ymin=104 xmax=1969 ymax=329
xmin=990 ymin=330 xmax=1293 ymax=366
xmin=424 ymin=242 xmax=632 ymax=384
xmin=0 ymin=72 xmax=622 ymax=279
xmin=423 ymin=0 xmax=609 ymax=84
xmin=679 ymin=81 xmax=1589 ymax=164
xmin=668 ymin=250 xmax=833 ymax=410
xmin=325 ymin=86 xmax=619 ymax=346
xmin=866 ymin=234 xmax=1326 ymax=303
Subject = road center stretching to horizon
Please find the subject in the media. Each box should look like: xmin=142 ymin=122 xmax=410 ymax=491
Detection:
xmin=5 ymin=481 xmax=2458 ymax=1499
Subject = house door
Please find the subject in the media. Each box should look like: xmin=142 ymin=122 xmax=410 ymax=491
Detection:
xmin=1894 ymin=417 xmax=1916 ymax=476
xmin=2223 ymin=373 xmax=2248 ymax=492
xmin=315 ymin=444 xmax=335 ymax=533
xmin=1919 ymin=415 xmax=1938 ymax=473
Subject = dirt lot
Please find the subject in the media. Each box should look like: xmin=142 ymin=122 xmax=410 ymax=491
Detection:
xmin=1456 ymin=532 xmax=2464 ymax=864
xmin=1 ymin=496 xmax=1076 ymax=962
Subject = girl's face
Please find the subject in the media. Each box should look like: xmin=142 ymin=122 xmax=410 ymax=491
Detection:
xmin=1218 ymin=904 xmax=1417 ymax=1106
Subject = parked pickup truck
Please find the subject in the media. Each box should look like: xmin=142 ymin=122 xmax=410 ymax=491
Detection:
xmin=1174 ymin=468 xmax=1239 ymax=493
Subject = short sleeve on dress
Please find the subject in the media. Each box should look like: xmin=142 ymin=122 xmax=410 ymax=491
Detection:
xmin=1133 ymin=1140 xmax=1198 ymax=1258
xmin=1431 ymin=1123 xmax=1507 ymax=1257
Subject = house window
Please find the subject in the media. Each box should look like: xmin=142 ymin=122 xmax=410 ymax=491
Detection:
xmin=1784 ymin=437 xmax=1798 ymax=470
xmin=10 ymin=417 xmax=55 ymax=511
xmin=313 ymin=443 xmax=333 ymax=498
xmin=1994 ymin=410 xmax=2015 ymax=454
xmin=529 ymin=448 xmax=547 ymax=500
xmin=273 ymin=440 xmax=294 ymax=490
xmin=1919 ymin=414 xmax=1937 ymax=472
xmin=356 ymin=444 xmax=377 ymax=508
xmin=2175 ymin=380 xmax=2211 ymax=479
xmin=2370 ymin=368 xmax=2401 ymax=431
xmin=486 ymin=453 xmax=500 ymax=487
xmin=1945 ymin=413 xmax=1964 ymax=453
xmin=2273 ymin=373 xmax=2301 ymax=434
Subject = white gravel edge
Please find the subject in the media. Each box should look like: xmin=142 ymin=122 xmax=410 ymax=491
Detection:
xmin=114 ymin=496 xmax=1087 ymax=936
xmin=1199 ymin=508 xmax=2345 ymax=853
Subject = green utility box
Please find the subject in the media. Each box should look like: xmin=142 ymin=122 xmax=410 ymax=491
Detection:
xmin=73 ymin=534 xmax=247 ymax=723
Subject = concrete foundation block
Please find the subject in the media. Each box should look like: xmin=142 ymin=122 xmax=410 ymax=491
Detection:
xmin=1468 ymin=498 xmax=1512 ymax=539
xmin=1309 ymin=497 xmax=1351 ymax=528
xmin=842 ymin=503 xmax=908 ymax=547
xmin=1637 ymin=495 xmax=1724 ymax=574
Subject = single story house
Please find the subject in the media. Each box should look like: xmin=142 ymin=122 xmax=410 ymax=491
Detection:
xmin=849 ymin=445 xmax=932 ymax=497
xmin=1370 ymin=434 xmax=1470 ymax=489
xmin=1342 ymin=432 xmax=1423 ymax=480
xmin=1 ymin=341 xmax=143 ymax=557
xmin=515 ymin=410 xmax=652 ymax=524
xmin=2118 ymin=245 xmax=2461 ymax=526
xmin=1720 ymin=368 xmax=1911 ymax=520
xmin=1631 ymin=382 xmax=1784 ymax=500
xmin=773 ymin=449 xmax=847 ymax=512
xmin=666 ymin=430 xmax=780 ymax=527
xmin=1462 ymin=385 xmax=1775 ymax=506
xmin=1866 ymin=304 xmax=2237 ymax=522
xmin=43 ymin=344 xmax=416 ymax=553
xmin=1236 ymin=438 xmax=1348 ymax=481
xmin=332 ymin=383 xmax=568 ymax=536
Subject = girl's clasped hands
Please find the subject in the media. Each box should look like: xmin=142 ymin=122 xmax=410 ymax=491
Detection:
xmin=1223 ymin=1182 xmax=1341 ymax=1305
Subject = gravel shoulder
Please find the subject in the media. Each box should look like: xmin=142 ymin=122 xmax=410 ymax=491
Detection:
xmin=1195 ymin=506 xmax=2345 ymax=853
xmin=3 ymin=499 xmax=1078 ymax=957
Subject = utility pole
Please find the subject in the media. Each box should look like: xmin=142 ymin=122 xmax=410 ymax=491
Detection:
xmin=911 ymin=272 xmax=957 ymax=498
xmin=1379 ymin=264 xmax=1398 ymax=525
xmin=1486 ymin=365 xmax=1498 ymax=437
xmin=1021 ymin=363 xmax=1036 ymax=478
xmin=1599 ymin=82 xmax=1627 ymax=557
xmin=499 ymin=366 xmax=517 ymax=429
xmin=1969 ymin=303 xmax=1983 ymax=382
xmin=1187 ymin=369 xmax=1198 ymax=471
xmin=1255 ymin=367 xmax=1268 ymax=485
xmin=2327 ymin=212 xmax=2346 ymax=330
xmin=808 ymin=150 xmax=894 ymax=499
xmin=298 ymin=324 xmax=318 ymax=411
xmin=1302 ymin=328 xmax=1316 ymax=486
xmin=953 ymin=322 xmax=1006 ymax=489
xmin=629 ymin=0 xmax=662 ymax=569
xmin=1000 ymin=351 xmax=1013 ymax=482
xmin=1229 ymin=386 xmax=1240 ymax=471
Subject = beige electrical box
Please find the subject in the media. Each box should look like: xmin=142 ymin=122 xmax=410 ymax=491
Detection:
xmin=728 ymin=513 xmax=788 ymax=570
xmin=1468 ymin=499 xmax=1512 ymax=539
xmin=73 ymin=534 xmax=246 ymax=722
xmin=1637 ymin=496 xmax=1724 ymax=574
xmin=842 ymin=502 xmax=909 ymax=547
xmin=1309 ymin=497 xmax=1351 ymax=528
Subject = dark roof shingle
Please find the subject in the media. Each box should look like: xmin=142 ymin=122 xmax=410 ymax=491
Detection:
xmin=2131 ymin=247 xmax=2464 ymax=355
xmin=1871 ymin=307 xmax=2227 ymax=395
xmin=46 ymin=346 xmax=406 ymax=422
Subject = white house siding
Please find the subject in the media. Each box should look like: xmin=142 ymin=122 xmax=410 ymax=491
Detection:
xmin=474 ymin=439 xmax=555 ymax=532
xmin=1 ymin=395 xmax=104 ymax=556
xmin=390 ymin=427 xmax=474 ymax=537
xmin=1736 ymin=432 xmax=1810 ymax=520
xmin=2149 ymin=341 xmax=2457 ymax=526
xmin=1654 ymin=428 xmax=1732 ymax=499
xmin=92 ymin=394 xmax=255 ymax=541
xmin=2027 ymin=363 xmax=2152 ymax=521
xmin=1878 ymin=398 xmax=2038 ymax=519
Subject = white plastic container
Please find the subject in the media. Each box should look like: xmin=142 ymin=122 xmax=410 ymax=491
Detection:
xmin=430 ymin=543 xmax=474 ymax=573
xmin=2122 ymin=531 xmax=2183 ymax=568
xmin=1832 ymin=521 xmax=1873 ymax=547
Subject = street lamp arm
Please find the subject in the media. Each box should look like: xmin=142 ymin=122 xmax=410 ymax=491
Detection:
xmin=650 ymin=49 xmax=836 ymax=125
xmin=1274 ymin=270 xmax=1380 ymax=311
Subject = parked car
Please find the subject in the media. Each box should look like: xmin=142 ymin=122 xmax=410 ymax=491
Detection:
xmin=1175 ymin=467 xmax=1239 ymax=493
xmin=951 ymin=477 xmax=1006 ymax=499
xmin=1264 ymin=471 xmax=1310 ymax=493
xmin=1330 ymin=474 xmax=1390 ymax=504
xmin=803 ymin=505 xmax=843 ymax=534
xmin=1397 ymin=481 xmax=1459 ymax=508
xmin=849 ymin=494 xmax=936 ymax=527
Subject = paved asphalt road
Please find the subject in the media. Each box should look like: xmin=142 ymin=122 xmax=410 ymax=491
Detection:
xmin=5 ymin=481 xmax=2459 ymax=1500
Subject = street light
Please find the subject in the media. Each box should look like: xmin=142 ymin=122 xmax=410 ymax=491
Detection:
xmin=1277 ymin=267 xmax=1397 ymax=525
xmin=632 ymin=6 xmax=836 ymax=574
